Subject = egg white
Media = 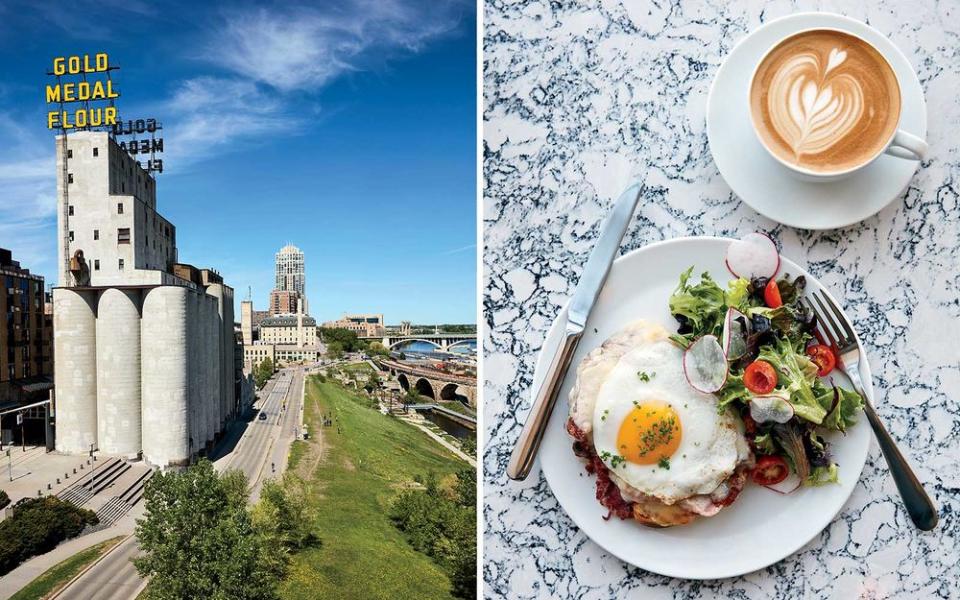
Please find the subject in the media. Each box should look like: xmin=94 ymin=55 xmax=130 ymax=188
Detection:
xmin=586 ymin=324 xmax=747 ymax=505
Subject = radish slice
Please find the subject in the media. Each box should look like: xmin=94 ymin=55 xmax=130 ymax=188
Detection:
xmin=721 ymin=308 xmax=749 ymax=360
xmin=762 ymin=470 xmax=803 ymax=494
xmin=749 ymin=394 xmax=794 ymax=424
xmin=683 ymin=335 xmax=728 ymax=393
xmin=725 ymin=233 xmax=780 ymax=279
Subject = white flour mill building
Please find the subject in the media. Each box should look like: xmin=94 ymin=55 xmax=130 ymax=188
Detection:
xmin=53 ymin=131 xmax=243 ymax=468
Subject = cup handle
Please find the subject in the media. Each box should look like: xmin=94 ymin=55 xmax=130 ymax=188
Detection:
xmin=885 ymin=130 xmax=928 ymax=161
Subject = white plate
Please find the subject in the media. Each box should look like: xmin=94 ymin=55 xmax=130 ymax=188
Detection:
xmin=537 ymin=237 xmax=872 ymax=579
xmin=706 ymin=12 xmax=927 ymax=230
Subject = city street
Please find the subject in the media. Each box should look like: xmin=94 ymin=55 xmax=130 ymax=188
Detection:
xmin=50 ymin=367 xmax=305 ymax=600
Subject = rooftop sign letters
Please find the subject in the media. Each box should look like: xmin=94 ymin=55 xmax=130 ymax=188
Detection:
xmin=45 ymin=53 xmax=119 ymax=130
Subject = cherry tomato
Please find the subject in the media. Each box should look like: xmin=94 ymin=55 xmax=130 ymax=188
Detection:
xmin=806 ymin=344 xmax=836 ymax=376
xmin=763 ymin=279 xmax=783 ymax=308
xmin=752 ymin=455 xmax=789 ymax=486
xmin=744 ymin=360 xmax=778 ymax=394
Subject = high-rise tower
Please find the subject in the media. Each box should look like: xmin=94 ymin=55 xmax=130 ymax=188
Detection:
xmin=272 ymin=244 xmax=306 ymax=314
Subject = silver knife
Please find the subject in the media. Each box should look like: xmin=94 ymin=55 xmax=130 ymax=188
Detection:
xmin=506 ymin=182 xmax=643 ymax=480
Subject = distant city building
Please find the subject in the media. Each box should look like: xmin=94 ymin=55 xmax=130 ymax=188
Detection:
xmin=323 ymin=313 xmax=385 ymax=337
xmin=270 ymin=244 xmax=306 ymax=315
xmin=53 ymin=131 xmax=247 ymax=467
xmin=268 ymin=289 xmax=299 ymax=316
xmin=259 ymin=314 xmax=318 ymax=347
xmin=243 ymin=313 xmax=321 ymax=368
xmin=0 ymin=248 xmax=54 ymax=446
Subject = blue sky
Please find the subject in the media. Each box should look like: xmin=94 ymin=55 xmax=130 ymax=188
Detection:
xmin=0 ymin=0 xmax=476 ymax=324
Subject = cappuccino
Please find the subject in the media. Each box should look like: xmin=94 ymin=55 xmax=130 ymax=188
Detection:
xmin=750 ymin=29 xmax=901 ymax=174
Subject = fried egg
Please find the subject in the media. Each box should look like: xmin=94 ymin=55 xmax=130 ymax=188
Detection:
xmin=570 ymin=320 xmax=749 ymax=505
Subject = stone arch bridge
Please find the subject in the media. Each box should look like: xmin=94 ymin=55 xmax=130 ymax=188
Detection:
xmin=377 ymin=359 xmax=476 ymax=407
xmin=377 ymin=333 xmax=476 ymax=353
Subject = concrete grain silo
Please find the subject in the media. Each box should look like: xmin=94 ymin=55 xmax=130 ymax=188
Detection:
xmin=95 ymin=288 xmax=142 ymax=458
xmin=186 ymin=290 xmax=199 ymax=456
xmin=201 ymin=293 xmax=216 ymax=446
xmin=141 ymin=286 xmax=190 ymax=467
xmin=53 ymin=288 xmax=99 ymax=454
xmin=206 ymin=284 xmax=226 ymax=434
xmin=222 ymin=286 xmax=236 ymax=421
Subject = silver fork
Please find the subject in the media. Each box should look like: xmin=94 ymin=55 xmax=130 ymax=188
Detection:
xmin=807 ymin=290 xmax=938 ymax=531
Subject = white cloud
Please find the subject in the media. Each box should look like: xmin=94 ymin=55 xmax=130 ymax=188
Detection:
xmin=208 ymin=0 xmax=465 ymax=92
xmin=157 ymin=76 xmax=302 ymax=168
xmin=0 ymin=112 xmax=58 ymax=281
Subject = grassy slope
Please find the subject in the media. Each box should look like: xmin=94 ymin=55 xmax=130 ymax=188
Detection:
xmin=9 ymin=536 xmax=124 ymax=600
xmin=339 ymin=362 xmax=374 ymax=374
xmin=279 ymin=378 xmax=465 ymax=600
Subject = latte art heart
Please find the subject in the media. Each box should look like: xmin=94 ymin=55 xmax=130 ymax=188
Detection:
xmin=767 ymin=48 xmax=864 ymax=160
xmin=750 ymin=29 xmax=901 ymax=173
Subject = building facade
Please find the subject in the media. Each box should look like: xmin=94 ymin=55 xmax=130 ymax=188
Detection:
xmin=0 ymin=249 xmax=54 ymax=446
xmin=323 ymin=313 xmax=385 ymax=337
xmin=53 ymin=131 xmax=243 ymax=468
xmin=243 ymin=313 xmax=320 ymax=368
xmin=268 ymin=289 xmax=299 ymax=316
xmin=269 ymin=244 xmax=306 ymax=315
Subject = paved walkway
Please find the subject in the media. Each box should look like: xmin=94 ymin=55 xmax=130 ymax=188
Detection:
xmin=1 ymin=446 xmax=104 ymax=514
xmin=0 ymin=507 xmax=140 ymax=600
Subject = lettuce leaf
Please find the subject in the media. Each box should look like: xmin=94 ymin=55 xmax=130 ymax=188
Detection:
xmin=725 ymin=277 xmax=751 ymax=312
xmin=816 ymin=382 xmax=865 ymax=432
xmin=669 ymin=267 xmax=727 ymax=339
xmin=757 ymin=336 xmax=825 ymax=424
xmin=807 ymin=464 xmax=839 ymax=486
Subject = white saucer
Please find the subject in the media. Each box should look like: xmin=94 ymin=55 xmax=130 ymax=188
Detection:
xmin=706 ymin=12 xmax=927 ymax=230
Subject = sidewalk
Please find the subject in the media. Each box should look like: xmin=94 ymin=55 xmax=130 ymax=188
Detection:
xmin=0 ymin=507 xmax=139 ymax=600
xmin=1 ymin=447 xmax=105 ymax=517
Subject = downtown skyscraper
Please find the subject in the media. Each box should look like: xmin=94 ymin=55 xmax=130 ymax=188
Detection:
xmin=271 ymin=244 xmax=307 ymax=315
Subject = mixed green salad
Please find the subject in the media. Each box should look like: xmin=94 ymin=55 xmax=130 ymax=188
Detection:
xmin=668 ymin=266 xmax=864 ymax=490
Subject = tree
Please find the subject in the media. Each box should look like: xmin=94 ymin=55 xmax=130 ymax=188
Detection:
xmin=318 ymin=328 xmax=366 ymax=353
xmin=254 ymin=358 xmax=274 ymax=390
xmin=0 ymin=496 xmax=98 ymax=575
xmin=251 ymin=474 xmax=316 ymax=553
xmin=134 ymin=460 xmax=281 ymax=600
xmin=367 ymin=341 xmax=390 ymax=357
xmin=365 ymin=371 xmax=381 ymax=392
xmin=326 ymin=341 xmax=344 ymax=360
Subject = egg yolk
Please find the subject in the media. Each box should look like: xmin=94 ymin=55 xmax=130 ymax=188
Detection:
xmin=616 ymin=402 xmax=682 ymax=465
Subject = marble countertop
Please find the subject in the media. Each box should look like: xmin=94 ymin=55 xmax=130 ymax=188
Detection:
xmin=482 ymin=1 xmax=960 ymax=597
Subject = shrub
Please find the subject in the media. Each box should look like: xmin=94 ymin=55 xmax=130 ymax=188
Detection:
xmin=0 ymin=489 xmax=9 ymax=510
xmin=0 ymin=496 xmax=98 ymax=575
xmin=390 ymin=470 xmax=476 ymax=599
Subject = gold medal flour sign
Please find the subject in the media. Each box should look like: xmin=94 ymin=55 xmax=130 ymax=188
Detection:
xmin=45 ymin=53 xmax=119 ymax=129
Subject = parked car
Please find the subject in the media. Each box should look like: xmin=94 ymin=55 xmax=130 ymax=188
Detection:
xmin=258 ymin=412 xmax=268 ymax=421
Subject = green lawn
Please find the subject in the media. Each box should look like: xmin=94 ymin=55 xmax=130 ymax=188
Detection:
xmin=9 ymin=536 xmax=124 ymax=600
xmin=339 ymin=362 xmax=374 ymax=374
xmin=278 ymin=378 xmax=466 ymax=600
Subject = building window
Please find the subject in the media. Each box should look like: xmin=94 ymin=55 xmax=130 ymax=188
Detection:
xmin=67 ymin=149 xmax=73 ymax=159
xmin=93 ymin=147 xmax=99 ymax=157
xmin=68 ymin=230 xmax=74 ymax=241
xmin=68 ymin=173 xmax=74 ymax=184
xmin=118 ymin=259 xmax=125 ymax=270
xmin=118 ymin=203 xmax=124 ymax=214
xmin=94 ymin=259 xmax=100 ymax=270
xmin=68 ymin=205 xmax=74 ymax=216
xmin=118 ymin=228 xmax=131 ymax=244
xmin=121 ymin=181 xmax=125 ymax=193
xmin=94 ymin=229 xmax=99 ymax=240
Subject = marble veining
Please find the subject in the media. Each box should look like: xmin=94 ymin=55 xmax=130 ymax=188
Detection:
xmin=483 ymin=0 xmax=960 ymax=597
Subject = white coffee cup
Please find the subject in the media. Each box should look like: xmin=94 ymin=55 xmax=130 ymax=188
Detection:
xmin=748 ymin=27 xmax=927 ymax=183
